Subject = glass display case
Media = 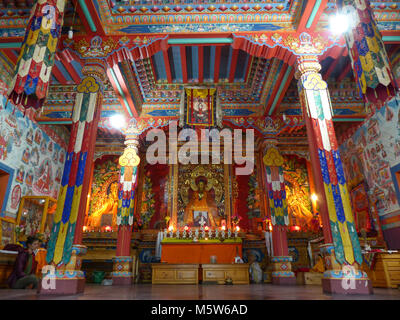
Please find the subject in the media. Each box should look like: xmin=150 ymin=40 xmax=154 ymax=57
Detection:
xmin=16 ymin=196 xmax=57 ymax=242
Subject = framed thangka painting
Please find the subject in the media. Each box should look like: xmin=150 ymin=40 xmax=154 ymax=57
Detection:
xmin=0 ymin=217 xmax=15 ymax=248
xmin=180 ymin=88 xmax=222 ymax=128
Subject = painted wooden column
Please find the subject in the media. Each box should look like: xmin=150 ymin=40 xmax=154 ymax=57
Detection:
xmin=296 ymin=55 xmax=372 ymax=294
xmin=8 ymin=0 xmax=66 ymax=110
xmin=338 ymin=0 xmax=397 ymax=105
xmin=263 ymin=138 xmax=296 ymax=285
xmin=40 ymin=59 xmax=106 ymax=295
xmin=112 ymin=118 xmax=140 ymax=285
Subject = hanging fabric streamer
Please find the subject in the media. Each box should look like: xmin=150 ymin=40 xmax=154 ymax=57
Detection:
xmin=338 ymin=0 xmax=397 ymax=106
xmin=8 ymin=0 xmax=66 ymax=111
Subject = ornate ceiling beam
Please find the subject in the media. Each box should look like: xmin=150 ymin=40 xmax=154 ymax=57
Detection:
xmin=52 ymin=64 xmax=68 ymax=85
xmin=162 ymin=48 xmax=172 ymax=83
xmin=381 ymin=30 xmax=400 ymax=43
xmin=297 ymin=0 xmax=319 ymax=31
xmin=305 ymin=0 xmax=329 ymax=30
xmin=106 ymin=68 xmax=134 ymax=118
xmin=72 ymin=0 xmax=105 ymax=36
xmin=1 ymin=48 xmax=17 ymax=65
xmin=112 ymin=64 xmax=138 ymax=117
xmin=56 ymin=52 xmax=81 ymax=84
xmin=267 ymin=67 xmax=295 ymax=117
xmin=71 ymin=0 xmax=95 ymax=34
xmin=265 ymin=63 xmax=290 ymax=113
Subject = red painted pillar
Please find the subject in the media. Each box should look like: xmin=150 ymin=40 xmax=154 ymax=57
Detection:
xmin=296 ymin=55 xmax=372 ymax=294
xmin=272 ymin=225 xmax=289 ymax=257
xmin=41 ymin=59 xmax=106 ymax=295
xmin=263 ymin=137 xmax=296 ymax=285
xmin=116 ymin=226 xmax=133 ymax=256
xmin=112 ymin=119 xmax=140 ymax=285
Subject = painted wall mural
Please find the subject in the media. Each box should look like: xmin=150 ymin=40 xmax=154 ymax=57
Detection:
xmin=138 ymin=163 xmax=169 ymax=230
xmin=282 ymin=155 xmax=316 ymax=232
xmin=0 ymin=95 xmax=66 ymax=219
xmin=340 ymin=94 xmax=400 ymax=234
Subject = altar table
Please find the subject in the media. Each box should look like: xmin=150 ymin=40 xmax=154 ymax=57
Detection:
xmin=161 ymin=239 xmax=242 ymax=264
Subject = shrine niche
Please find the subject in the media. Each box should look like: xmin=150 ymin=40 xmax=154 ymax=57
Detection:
xmin=136 ymin=162 xmax=170 ymax=230
xmin=176 ymin=164 xmax=231 ymax=228
xmin=282 ymin=155 xmax=320 ymax=233
xmin=86 ymin=157 xmax=120 ymax=229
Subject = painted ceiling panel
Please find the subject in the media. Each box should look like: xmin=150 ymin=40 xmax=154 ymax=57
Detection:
xmin=234 ymin=50 xmax=249 ymax=82
xmin=203 ymin=46 xmax=211 ymax=81
xmin=208 ymin=46 xmax=216 ymax=82
xmin=219 ymin=45 xmax=231 ymax=81
xmin=71 ymin=61 xmax=84 ymax=79
xmin=191 ymin=46 xmax=199 ymax=82
xmin=171 ymin=46 xmax=183 ymax=82
xmin=152 ymin=51 xmax=167 ymax=81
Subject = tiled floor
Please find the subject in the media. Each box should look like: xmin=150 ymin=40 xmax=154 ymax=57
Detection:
xmin=0 ymin=284 xmax=400 ymax=300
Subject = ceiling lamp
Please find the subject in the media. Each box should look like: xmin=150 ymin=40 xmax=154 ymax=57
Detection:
xmin=329 ymin=12 xmax=350 ymax=35
xmin=110 ymin=114 xmax=126 ymax=129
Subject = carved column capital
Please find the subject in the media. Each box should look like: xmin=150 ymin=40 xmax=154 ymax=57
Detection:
xmin=295 ymin=55 xmax=322 ymax=79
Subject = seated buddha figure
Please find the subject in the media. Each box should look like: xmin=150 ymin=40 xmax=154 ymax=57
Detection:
xmin=87 ymin=182 xmax=119 ymax=228
xmin=183 ymin=177 xmax=219 ymax=228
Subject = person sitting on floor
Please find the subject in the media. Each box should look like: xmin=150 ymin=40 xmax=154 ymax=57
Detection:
xmin=7 ymin=236 xmax=40 ymax=289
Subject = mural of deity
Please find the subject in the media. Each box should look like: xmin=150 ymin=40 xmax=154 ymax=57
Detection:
xmin=59 ymin=149 xmax=65 ymax=164
xmin=283 ymin=156 xmax=314 ymax=232
xmin=26 ymin=128 xmax=33 ymax=145
xmin=30 ymin=147 xmax=39 ymax=166
xmin=0 ymin=127 xmax=13 ymax=160
xmin=10 ymin=185 xmax=21 ymax=210
xmin=33 ymin=159 xmax=53 ymax=195
xmin=34 ymin=128 xmax=42 ymax=145
xmin=40 ymin=140 xmax=47 ymax=154
xmin=193 ymin=97 xmax=209 ymax=124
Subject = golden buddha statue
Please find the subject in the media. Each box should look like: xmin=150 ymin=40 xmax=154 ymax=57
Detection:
xmin=182 ymin=177 xmax=219 ymax=228
xmin=87 ymin=182 xmax=119 ymax=228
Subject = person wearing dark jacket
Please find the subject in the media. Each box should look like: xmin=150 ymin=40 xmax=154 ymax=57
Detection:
xmin=7 ymin=236 xmax=40 ymax=289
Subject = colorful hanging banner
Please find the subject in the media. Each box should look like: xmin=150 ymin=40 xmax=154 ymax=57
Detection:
xmin=263 ymin=146 xmax=289 ymax=226
xmin=8 ymin=0 xmax=66 ymax=110
xmin=339 ymin=0 xmax=397 ymax=105
xmin=117 ymin=119 xmax=140 ymax=226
